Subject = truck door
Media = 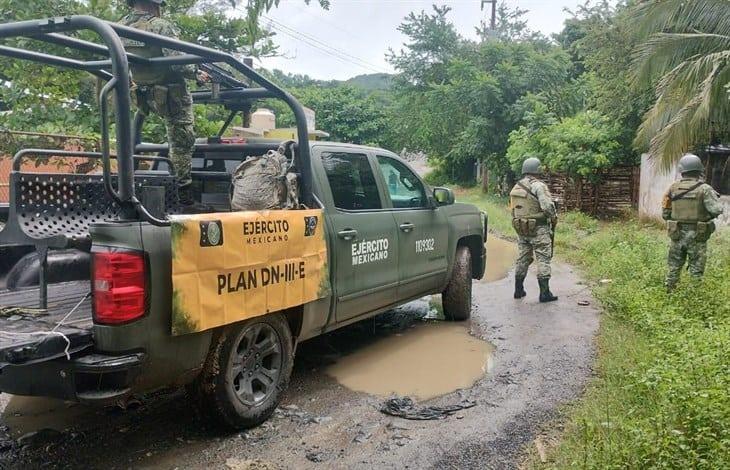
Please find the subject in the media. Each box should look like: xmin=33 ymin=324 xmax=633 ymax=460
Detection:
xmin=375 ymin=154 xmax=448 ymax=299
xmin=315 ymin=148 xmax=399 ymax=323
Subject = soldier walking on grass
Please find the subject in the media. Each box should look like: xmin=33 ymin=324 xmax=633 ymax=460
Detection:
xmin=509 ymin=157 xmax=558 ymax=303
xmin=120 ymin=0 xmax=209 ymax=208
xmin=662 ymin=154 xmax=724 ymax=291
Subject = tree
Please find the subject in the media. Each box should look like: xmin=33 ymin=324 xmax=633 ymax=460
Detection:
xmin=387 ymin=5 xmax=462 ymax=88
xmin=264 ymin=85 xmax=394 ymax=147
xmin=507 ymin=110 xmax=623 ymax=179
xmin=387 ymin=5 xmax=571 ymax=182
xmin=630 ymin=0 xmax=730 ymax=169
xmin=0 ymin=0 xmax=307 ymax=140
xmin=555 ymin=1 xmax=651 ymax=159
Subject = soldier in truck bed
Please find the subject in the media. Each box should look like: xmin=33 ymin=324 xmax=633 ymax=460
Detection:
xmin=120 ymin=0 xmax=209 ymax=209
xmin=662 ymin=153 xmax=724 ymax=291
xmin=509 ymin=157 xmax=558 ymax=303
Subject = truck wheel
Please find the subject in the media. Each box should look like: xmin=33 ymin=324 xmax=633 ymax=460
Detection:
xmin=442 ymin=246 xmax=472 ymax=321
xmin=191 ymin=313 xmax=294 ymax=430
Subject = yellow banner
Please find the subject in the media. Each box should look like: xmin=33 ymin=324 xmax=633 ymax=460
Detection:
xmin=170 ymin=209 xmax=329 ymax=336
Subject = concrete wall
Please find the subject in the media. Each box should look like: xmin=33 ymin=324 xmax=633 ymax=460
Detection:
xmin=639 ymin=154 xmax=729 ymax=228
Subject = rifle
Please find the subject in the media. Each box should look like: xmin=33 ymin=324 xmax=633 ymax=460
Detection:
xmin=550 ymin=221 xmax=556 ymax=258
xmin=550 ymin=200 xmax=559 ymax=258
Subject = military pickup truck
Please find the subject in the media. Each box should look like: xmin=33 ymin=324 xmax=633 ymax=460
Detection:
xmin=0 ymin=16 xmax=486 ymax=430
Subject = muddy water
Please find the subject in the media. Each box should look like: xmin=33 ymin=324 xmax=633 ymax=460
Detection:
xmin=325 ymin=322 xmax=494 ymax=400
xmin=1 ymin=395 xmax=99 ymax=437
xmin=483 ymin=236 xmax=518 ymax=282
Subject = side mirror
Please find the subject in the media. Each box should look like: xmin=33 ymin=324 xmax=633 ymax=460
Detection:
xmin=433 ymin=187 xmax=455 ymax=206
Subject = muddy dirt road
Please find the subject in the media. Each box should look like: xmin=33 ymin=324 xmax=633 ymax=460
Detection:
xmin=0 ymin=239 xmax=599 ymax=469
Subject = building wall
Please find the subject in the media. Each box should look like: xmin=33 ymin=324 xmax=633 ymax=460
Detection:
xmin=639 ymin=154 xmax=729 ymax=228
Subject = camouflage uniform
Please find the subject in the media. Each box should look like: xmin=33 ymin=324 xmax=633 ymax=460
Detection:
xmin=120 ymin=11 xmax=196 ymax=185
xmin=510 ymin=176 xmax=557 ymax=280
xmin=663 ymin=177 xmax=724 ymax=289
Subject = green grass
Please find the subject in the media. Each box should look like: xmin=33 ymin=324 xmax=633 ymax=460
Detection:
xmin=455 ymin=188 xmax=514 ymax=238
xmin=457 ymin=187 xmax=730 ymax=468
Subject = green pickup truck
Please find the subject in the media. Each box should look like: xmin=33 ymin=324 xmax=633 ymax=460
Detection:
xmin=0 ymin=16 xmax=486 ymax=430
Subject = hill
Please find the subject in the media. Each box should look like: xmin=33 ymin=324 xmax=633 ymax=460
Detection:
xmin=343 ymin=73 xmax=393 ymax=91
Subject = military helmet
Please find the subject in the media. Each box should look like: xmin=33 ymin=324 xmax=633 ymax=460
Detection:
xmin=678 ymin=153 xmax=703 ymax=175
xmin=521 ymin=157 xmax=542 ymax=176
xmin=127 ymin=0 xmax=165 ymax=6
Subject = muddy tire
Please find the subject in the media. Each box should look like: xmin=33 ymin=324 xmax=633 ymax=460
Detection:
xmin=189 ymin=313 xmax=294 ymax=430
xmin=442 ymin=246 xmax=472 ymax=321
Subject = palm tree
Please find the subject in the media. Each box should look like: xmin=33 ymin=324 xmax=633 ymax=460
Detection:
xmin=631 ymin=0 xmax=730 ymax=170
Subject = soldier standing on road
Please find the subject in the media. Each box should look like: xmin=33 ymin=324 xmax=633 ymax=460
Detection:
xmin=662 ymin=154 xmax=724 ymax=291
xmin=120 ymin=0 xmax=209 ymax=208
xmin=509 ymin=157 xmax=558 ymax=303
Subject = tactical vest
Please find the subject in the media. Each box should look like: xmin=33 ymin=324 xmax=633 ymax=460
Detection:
xmin=121 ymin=15 xmax=181 ymax=86
xmin=669 ymin=179 xmax=712 ymax=223
xmin=510 ymin=179 xmax=544 ymax=220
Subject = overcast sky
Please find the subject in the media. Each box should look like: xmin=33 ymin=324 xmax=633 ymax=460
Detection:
xmin=253 ymin=0 xmax=590 ymax=80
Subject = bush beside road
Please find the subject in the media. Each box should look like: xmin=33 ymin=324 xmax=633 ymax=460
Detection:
xmin=459 ymin=187 xmax=730 ymax=468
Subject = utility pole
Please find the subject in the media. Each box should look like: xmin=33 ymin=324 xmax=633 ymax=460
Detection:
xmin=481 ymin=0 xmax=497 ymax=31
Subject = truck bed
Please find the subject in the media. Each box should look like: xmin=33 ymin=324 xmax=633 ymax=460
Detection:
xmin=0 ymin=281 xmax=93 ymax=367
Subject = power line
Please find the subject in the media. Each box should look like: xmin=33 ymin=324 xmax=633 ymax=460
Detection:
xmin=260 ymin=14 xmax=389 ymax=73
xmin=263 ymin=20 xmax=385 ymax=73
xmin=236 ymin=5 xmax=388 ymax=73
xmin=288 ymin=3 xmax=371 ymax=44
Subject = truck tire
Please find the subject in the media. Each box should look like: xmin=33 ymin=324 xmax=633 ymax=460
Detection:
xmin=190 ymin=313 xmax=294 ymax=430
xmin=442 ymin=246 xmax=472 ymax=321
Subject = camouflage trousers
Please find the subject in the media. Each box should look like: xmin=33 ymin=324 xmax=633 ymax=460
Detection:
xmin=665 ymin=228 xmax=707 ymax=288
xmin=135 ymin=83 xmax=195 ymax=184
xmin=515 ymin=225 xmax=553 ymax=279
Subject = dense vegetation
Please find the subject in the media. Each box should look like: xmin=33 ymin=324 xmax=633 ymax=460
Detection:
xmin=3 ymin=1 xmax=728 ymax=183
xmin=461 ymin=189 xmax=730 ymax=469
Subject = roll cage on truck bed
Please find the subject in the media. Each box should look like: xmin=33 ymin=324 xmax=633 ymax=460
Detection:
xmin=0 ymin=16 xmax=314 ymax=367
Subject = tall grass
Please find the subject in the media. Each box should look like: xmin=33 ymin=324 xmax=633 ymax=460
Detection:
xmin=458 ymin=188 xmax=730 ymax=468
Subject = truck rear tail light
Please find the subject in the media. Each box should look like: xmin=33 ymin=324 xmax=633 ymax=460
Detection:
xmin=92 ymin=250 xmax=147 ymax=325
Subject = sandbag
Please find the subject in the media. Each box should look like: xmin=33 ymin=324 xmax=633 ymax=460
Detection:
xmin=230 ymin=141 xmax=299 ymax=211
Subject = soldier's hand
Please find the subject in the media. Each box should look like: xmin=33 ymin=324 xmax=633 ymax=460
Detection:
xmin=551 ymin=217 xmax=558 ymax=228
xmin=196 ymin=70 xmax=211 ymax=84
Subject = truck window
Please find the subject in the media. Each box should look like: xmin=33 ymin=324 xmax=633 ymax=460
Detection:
xmin=322 ymin=152 xmax=381 ymax=210
xmin=376 ymin=156 xmax=428 ymax=208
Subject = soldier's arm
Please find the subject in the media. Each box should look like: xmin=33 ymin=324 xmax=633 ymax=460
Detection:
xmin=702 ymin=185 xmax=725 ymax=218
xmin=532 ymin=181 xmax=557 ymax=220
xmin=662 ymin=189 xmax=672 ymax=220
xmin=151 ymin=19 xmax=197 ymax=79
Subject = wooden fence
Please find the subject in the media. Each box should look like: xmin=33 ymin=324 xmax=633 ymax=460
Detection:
xmin=542 ymin=166 xmax=640 ymax=218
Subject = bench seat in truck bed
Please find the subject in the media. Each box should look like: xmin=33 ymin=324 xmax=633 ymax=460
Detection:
xmin=0 ymin=281 xmax=92 ymax=367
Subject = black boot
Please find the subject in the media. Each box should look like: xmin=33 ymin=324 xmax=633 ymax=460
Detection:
xmin=538 ymin=278 xmax=558 ymax=303
xmin=514 ymin=276 xmax=526 ymax=299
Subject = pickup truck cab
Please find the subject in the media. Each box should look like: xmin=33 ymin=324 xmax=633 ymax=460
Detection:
xmin=0 ymin=16 xmax=486 ymax=430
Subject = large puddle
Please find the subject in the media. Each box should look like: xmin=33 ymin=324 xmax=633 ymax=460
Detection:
xmin=483 ymin=236 xmax=518 ymax=282
xmin=1 ymin=395 xmax=100 ymax=437
xmin=325 ymin=322 xmax=494 ymax=400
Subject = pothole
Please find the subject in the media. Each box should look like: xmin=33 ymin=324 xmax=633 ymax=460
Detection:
xmin=325 ymin=322 xmax=494 ymax=400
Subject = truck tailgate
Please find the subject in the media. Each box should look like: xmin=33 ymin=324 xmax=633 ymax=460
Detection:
xmin=0 ymin=281 xmax=93 ymax=367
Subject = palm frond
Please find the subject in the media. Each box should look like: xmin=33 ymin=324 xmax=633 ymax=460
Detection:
xmin=630 ymin=0 xmax=730 ymax=38
xmin=633 ymin=32 xmax=730 ymax=86
xmin=631 ymin=0 xmax=730 ymax=167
